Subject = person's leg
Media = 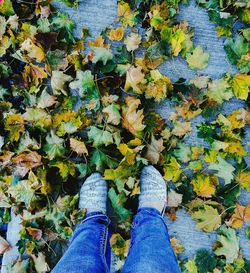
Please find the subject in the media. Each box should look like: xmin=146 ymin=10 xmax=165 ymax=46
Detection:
xmin=122 ymin=166 xmax=181 ymax=273
xmin=52 ymin=173 xmax=110 ymax=273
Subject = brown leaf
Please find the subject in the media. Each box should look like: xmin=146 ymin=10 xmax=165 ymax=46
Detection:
xmin=70 ymin=138 xmax=88 ymax=155
xmin=0 ymin=235 xmax=11 ymax=254
xmin=122 ymin=96 xmax=145 ymax=137
xmin=145 ymin=135 xmax=165 ymax=164
xmin=12 ymin=151 xmax=42 ymax=170
xmin=26 ymin=227 xmax=42 ymax=240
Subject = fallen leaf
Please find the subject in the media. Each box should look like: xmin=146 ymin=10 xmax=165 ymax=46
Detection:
xmin=145 ymin=135 xmax=165 ymax=164
xmin=122 ymin=96 xmax=145 ymax=137
xmin=70 ymin=138 xmax=88 ymax=155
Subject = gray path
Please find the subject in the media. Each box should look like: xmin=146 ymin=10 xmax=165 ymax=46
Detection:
xmin=2 ymin=1 xmax=249 ymax=271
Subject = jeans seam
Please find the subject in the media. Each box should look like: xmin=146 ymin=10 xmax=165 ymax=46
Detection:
xmin=100 ymin=225 xmax=109 ymax=273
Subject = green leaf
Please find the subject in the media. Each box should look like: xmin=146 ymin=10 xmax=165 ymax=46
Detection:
xmin=173 ymin=143 xmax=191 ymax=163
xmin=91 ymin=47 xmax=113 ymax=65
xmin=194 ymin=249 xmax=216 ymax=273
xmin=108 ymin=188 xmax=132 ymax=224
xmin=44 ymin=131 xmax=65 ymax=160
xmin=184 ymin=260 xmax=198 ymax=273
xmin=207 ymin=78 xmax=233 ymax=104
xmin=49 ymin=160 xmax=75 ymax=181
xmin=186 ymin=46 xmax=209 ymax=70
xmin=0 ymin=0 xmax=15 ymax=16
xmin=192 ymin=204 xmax=221 ymax=232
xmin=245 ymin=227 xmax=250 ymax=240
xmin=90 ymin=149 xmax=118 ymax=172
xmin=231 ymin=74 xmax=250 ymax=100
xmin=69 ymin=70 xmax=100 ymax=110
xmin=8 ymin=179 xmax=36 ymax=208
xmin=208 ymin=156 xmax=235 ymax=185
xmin=224 ymin=35 xmax=248 ymax=65
xmin=213 ymin=225 xmax=239 ymax=263
xmin=88 ymin=126 xmax=113 ymax=147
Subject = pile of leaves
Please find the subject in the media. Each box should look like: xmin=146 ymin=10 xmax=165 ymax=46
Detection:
xmin=0 ymin=0 xmax=249 ymax=272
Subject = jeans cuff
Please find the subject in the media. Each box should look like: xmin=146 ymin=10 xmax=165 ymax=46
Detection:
xmin=81 ymin=211 xmax=110 ymax=225
xmin=137 ymin=207 xmax=162 ymax=217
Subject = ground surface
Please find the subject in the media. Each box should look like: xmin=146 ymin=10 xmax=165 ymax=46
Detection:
xmin=1 ymin=1 xmax=250 ymax=272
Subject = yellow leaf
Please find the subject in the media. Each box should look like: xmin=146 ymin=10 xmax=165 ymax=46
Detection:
xmin=236 ymin=171 xmax=250 ymax=192
xmin=122 ymin=96 xmax=145 ymax=137
xmin=70 ymin=138 xmax=88 ymax=155
xmin=172 ymin=121 xmax=191 ymax=137
xmin=117 ymin=2 xmax=131 ymax=18
xmin=109 ymin=27 xmax=124 ymax=41
xmin=204 ymin=150 xmax=218 ymax=163
xmin=4 ymin=114 xmax=25 ymax=142
xmin=124 ymin=65 xmax=145 ymax=94
xmin=232 ymin=74 xmax=250 ymax=100
xmin=192 ymin=174 xmax=218 ymax=198
xmin=145 ymin=70 xmax=173 ymax=102
xmin=164 ymin=157 xmax=182 ymax=182
xmin=20 ymin=38 xmax=45 ymax=62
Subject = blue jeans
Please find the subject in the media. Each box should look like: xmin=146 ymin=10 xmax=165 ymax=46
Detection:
xmin=52 ymin=208 xmax=181 ymax=273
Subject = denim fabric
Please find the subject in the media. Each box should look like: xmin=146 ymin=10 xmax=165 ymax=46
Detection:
xmin=52 ymin=212 xmax=111 ymax=273
xmin=52 ymin=208 xmax=180 ymax=273
xmin=122 ymin=208 xmax=181 ymax=273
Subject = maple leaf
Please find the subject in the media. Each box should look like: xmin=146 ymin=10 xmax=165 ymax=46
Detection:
xmin=184 ymin=260 xmax=198 ymax=273
xmin=49 ymin=160 xmax=75 ymax=181
xmin=208 ymin=156 xmax=235 ymax=185
xmin=103 ymin=104 xmax=121 ymax=125
xmin=20 ymin=38 xmax=45 ymax=62
xmin=194 ymin=249 xmax=216 ymax=273
xmin=12 ymin=151 xmax=42 ymax=172
xmin=186 ymin=46 xmax=209 ymax=70
xmin=172 ymin=121 xmax=191 ymax=137
xmin=192 ymin=204 xmax=221 ymax=232
xmin=124 ymin=32 xmax=141 ymax=51
xmin=213 ymin=225 xmax=239 ymax=263
xmin=88 ymin=126 xmax=113 ymax=147
xmin=173 ymin=143 xmax=192 ymax=163
xmin=145 ymin=135 xmax=165 ymax=164
xmin=122 ymin=96 xmax=145 ymax=137
xmin=164 ymin=157 xmax=182 ymax=182
xmin=235 ymin=171 xmax=250 ymax=192
xmin=69 ymin=70 xmax=100 ymax=109
xmin=145 ymin=70 xmax=173 ymax=102
xmin=207 ymin=78 xmax=233 ymax=104
xmin=191 ymin=174 xmax=218 ymax=198
xmin=37 ymin=88 xmax=57 ymax=108
xmin=124 ymin=65 xmax=145 ymax=94
xmin=51 ymin=71 xmax=73 ymax=95
xmin=91 ymin=46 xmax=113 ymax=64
xmin=44 ymin=130 xmax=65 ymax=160
xmin=8 ymin=179 xmax=36 ymax=207
xmin=4 ymin=114 xmax=24 ymax=142
xmin=231 ymin=74 xmax=250 ymax=100
xmin=108 ymin=188 xmax=132 ymax=224
xmin=109 ymin=27 xmax=124 ymax=41
xmin=224 ymin=35 xmax=248 ymax=67
xmin=227 ymin=203 xmax=250 ymax=229
xmin=70 ymin=138 xmax=88 ymax=155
